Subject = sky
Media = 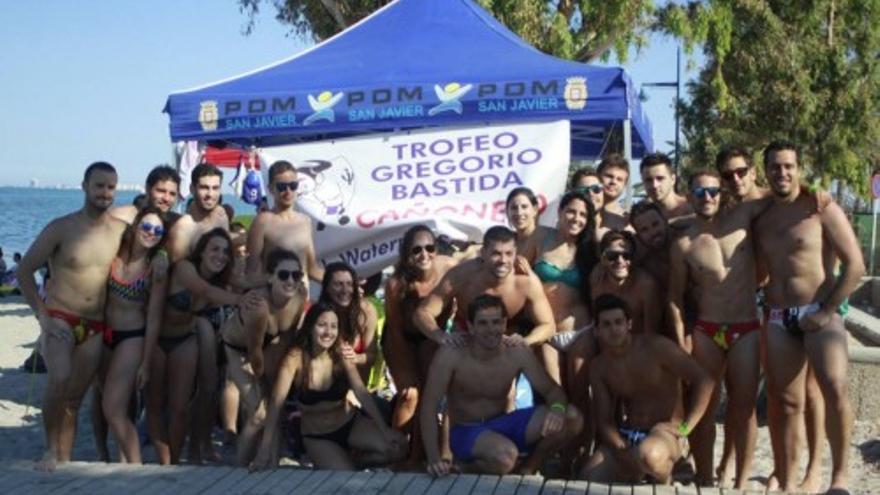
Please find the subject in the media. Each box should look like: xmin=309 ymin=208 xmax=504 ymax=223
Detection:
xmin=0 ymin=1 xmax=698 ymax=187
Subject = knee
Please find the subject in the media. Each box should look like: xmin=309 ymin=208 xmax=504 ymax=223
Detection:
xmin=820 ymin=377 xmax=849 ymax=407
xmin=400 ymin=387 xmax=419 ymax=407
xmin=638 ymin=442 xmax=670 ymax=476
xmin=565 ymin=408 xmax=584 ymax=437
xmin=482 ymin=443 xmax=519 ymax=474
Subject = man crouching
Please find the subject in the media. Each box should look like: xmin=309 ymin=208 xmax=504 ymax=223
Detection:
xmin=580 ymin=294 xmax=713 ymax=483
xmin=420 ymin=294 xmax=582 ymax=476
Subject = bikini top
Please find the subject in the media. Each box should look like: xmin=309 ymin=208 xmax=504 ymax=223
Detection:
xmin=166 ymin=289 xmax=193 ymax=312
xmin=297 ymin=365 xmax=349 ymax=406
xmin=107 ymin=258 xmax=150 ymax=303
xmin=534 ymin=259 xmax=581 ymax=289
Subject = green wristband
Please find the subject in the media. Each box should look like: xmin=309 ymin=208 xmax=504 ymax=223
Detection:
xmin=678 ymin=421 xmax=690 ymax=437
xmin=550 ymin=402 xmax=566 ymax=413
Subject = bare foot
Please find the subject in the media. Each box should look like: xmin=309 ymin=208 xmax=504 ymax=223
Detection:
xmin=716 ymin=463 xmax=733 ymax=488
xmin=34 ymin=452 xmax=58 ymax=472
xmin=797 ymin=473 xmax=823 ymax=494
xmin=766 ymin=472 xmax=780 ymax=492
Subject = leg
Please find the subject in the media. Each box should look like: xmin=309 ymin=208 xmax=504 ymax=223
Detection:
xmin=35 ymin=321 xmax=75 ymax=471
xmin=804 ymin=315 xmax=852 ymax=492
xmin=191 ymin=318 xmax=220 ymax=463
xmin=348 ymin=412 xmax=408 ymax=467
xmin=226 ymin=346 xmax=266 ymax=466
xmin=799 ymin=365 xmax=825 ymax=493
xmin=520 ymin=405 xmax=584 ymax=475
xmin=763 ymin=324 xmax=808 ymax=492
xmin=385 ymin=332 xmax=422 ymax=464
xmin=146 ymin=346 xmax=170 ymax=464
xmin=102 ymin=338 xmax=144 ymax=464
xmin=166 ymin=336 xmax=198 ymax=464
xmin=565 ymin=332 xmax=597 ymax=474
xmin=578 ymin=444 xmax=642 ymax=483
xmin=90 ymin=352 xmax=111 ymax=462
xmin=468 ymin=430 xmax=521 ymax=475
xmin=725 ymin=331 xmax=760 ymax=490
xmin=715 ymin=387 xmax=736 ymax=488
xmin=220 ymin=376 xmax=239 ymax=445
xmin=638 ymin=428 xmax=685 ymax=484
xmin=540 ymin=343 xmax=562 ymax=384
xmin=302 ymin=437 xmax=356 ymax=470
xmin=690 ymin=331 xmax=726 ymax=486
xmin=57 ymin=334 xmax=104 ymax=462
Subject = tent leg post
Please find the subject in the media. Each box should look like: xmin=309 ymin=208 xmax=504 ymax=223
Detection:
xmin=623 ymin=118 xmax=633 ymax=210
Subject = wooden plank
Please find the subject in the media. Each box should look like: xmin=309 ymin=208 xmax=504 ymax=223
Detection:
xmin=0 ymin=462 xmax=82 ymax=494
xmin=195 ymin=467 xmax=251 ymax=493
xmin=470 ymin=474 xmax=500 ymax=495
xmin=218 ymin=468 xmax=274 ymax=494
xmin=675 ymin=485 xmax=699 ymax=495
xmin=563 ymin=479 xmax=589 ymax=495
xmin=380 ymin=472 xmax=417 ymax=495
xmin=514 ymin=475 xmax=541 ymax=495
xmin=50 ymin=462 xmax=132 ymax=494
xmin=128 ymin=465 xmax=202 ymax=495
xmin=631 ymin=484 xmax=653 ymax=495
xmin=542 ymin=479 xmax=568 ymax=495
xmin=334 ymin=470 xmax=375 ymax=495
xmin=696 ymin=486 xmax=722 ymax=495
xmin=259 ymin=467 xmax=314 ymax=495
xmin=447 ymin=474 xmax=480 ymax=495
xmin=91 ymin=464 xmax=174 ymax=495
xmin=357 ymin=471 xmax=394 ymax=495
xmin=652 ymin=485 xmax=676 ymax=495
xmin=308 ymin=469 xmax=354 ymax=494
xmin=608 ymin=483 xmax=632 ymax=495
xmin=175 ymin=466 xmax=236 ymax=495
xmin=423 ymin=472 xmax=458 ymax=495
xmin=585 ymin=482 xmax=611 ymax=495
xmin=401 ymin=473 xmax=435 ymax=495
xmin=285 ymin=469 xmax=335 ymax=494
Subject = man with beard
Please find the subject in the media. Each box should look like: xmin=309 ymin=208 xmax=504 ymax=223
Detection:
xmin=753 ymin=140 xmax=863 ymax=494
xmin=166 ymin=164 xmax=229 ymax=262
xmin=246 ymin=160 xmax=324 ymax=286
xmin=570 ymin=167 xmax=629 ymax=242
xmin=17 ymin=162 xmax=127 ymax=471
xmin=629 ymin=201 xmax=671 ymax=287
xmin=110 ymin=165 xmax=181 ymax=224
xmin=414 ymin=226 xmax=554 ymax=347
xmin=668 ymin=170 xmax=772 ymax=488
xmin=421 ymin=295 xmax=582 ymax=475
xmin=639 ymin=153 xmax=692 ymax=221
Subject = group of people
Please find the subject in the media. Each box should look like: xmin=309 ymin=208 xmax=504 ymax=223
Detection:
xmin=16 ymin=139 xmax=863 ymax=494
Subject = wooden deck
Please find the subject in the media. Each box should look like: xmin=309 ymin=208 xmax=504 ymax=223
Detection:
xmin=0 ymin=461 xmax=759 ymax=494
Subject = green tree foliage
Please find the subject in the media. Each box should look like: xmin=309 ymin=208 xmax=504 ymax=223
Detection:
xmin=237 ymin=0 xmax=654 ymax=62
xmin=657 ymin=0 xmax=880 ymax=194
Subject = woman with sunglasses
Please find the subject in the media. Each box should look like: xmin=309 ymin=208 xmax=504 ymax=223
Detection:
xmin=146 ymin=228 xmax=249 ymax=464
xmin=382 ymin=225 xmax=458 ymax=464
xmin=318 ymin=262 xmax=378 ymax=383
xmin=570 ymin=168 xmax=630 ymax=244
xmin=94 ymin=206 xmax=168 ymax=464
xmin=221 ymin=248 xmax=307 ymax=465
xmin=251 ymin=302 xmax=406 ymax=470
xmin=505 ymin=187 xmax=554 ymax=264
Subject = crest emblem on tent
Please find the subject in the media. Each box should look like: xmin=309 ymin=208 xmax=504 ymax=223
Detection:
xmin=198 ymin=101 xmax=219 ymax=131
xmin=305 ymin=91 xmax=345 ymax=125
xmin=428 ymin=82 xmax=473 ymax=116
xmin=564 ymin=77 xmax=588 ymax=110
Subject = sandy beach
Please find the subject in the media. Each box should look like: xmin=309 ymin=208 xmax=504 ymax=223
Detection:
xmin=0 ymin=296 xmax=877 ymax=493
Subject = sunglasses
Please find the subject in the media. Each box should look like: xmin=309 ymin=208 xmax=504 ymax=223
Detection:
xmin=578 ymin=184 xmax=604 ymax=195
xmin=603 ymin=250 xmax=631 ymax=262
xmin=276 ymin=269 xmax=303 ymax=282
xmin=721 ymin=167 xmax=749 ymax=181
xmin=139 ymin=222 xmax=165 ymax=237
xmin=691 ymin=186 xmax=721 ymax=198
xmin=274 ymin=181 xmax=299 ymax=193
xmin=411 ymin=244 xmax=437 ymax=256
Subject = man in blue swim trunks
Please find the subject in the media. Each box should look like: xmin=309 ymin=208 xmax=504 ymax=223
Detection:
xmin=420 ymin=294 xmax=582 ymax=476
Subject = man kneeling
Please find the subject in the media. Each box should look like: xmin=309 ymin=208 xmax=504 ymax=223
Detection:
xmin=580 ymin=294 xmax=713 ymax=483
xmin=421 ymin=294 xmax=583 ymax=476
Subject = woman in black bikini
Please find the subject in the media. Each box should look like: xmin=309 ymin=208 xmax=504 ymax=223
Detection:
xmin=146 ymin=228 xmax=247 ymax=464
xmin=251 ymin=301 xmax=406 ymax=470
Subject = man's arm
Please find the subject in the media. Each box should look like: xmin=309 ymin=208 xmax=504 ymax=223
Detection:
xmin=166 ymin=218 xmax=193 ymax=262
xmin=304 ymin=227 xmax=324 ymax=283
xmin=413 ymin=270 xmax=456 ymax=343
xmin=176 ymin=261 xmax=242 ymax=307
xmin=419 ymin=347 xmax=456 ymax=474
xmin=667 ymin=240 xmax=689 ymax=349
xmin=252 ymin=349 xmax=300 ymax=469
xmin=519 ymin=347 xmax=566 ymax=405
xmin=16 ymin=219 xmax=62 ymax=317
xmin=653 ymin=336 xmax=712 ymax=432
xmin=244 ymin=214 xmax=269 ymax=288
xmin=589 ymin=360 xmax=628 ymax=451
xmin=523 ymin=276 xmax=556 ymax=346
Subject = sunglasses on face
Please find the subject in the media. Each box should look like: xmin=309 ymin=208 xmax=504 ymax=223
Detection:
xmin=274 ymin=181 xmax=299 ymax=193
xmin=721 ymin=167 xmax=749 ymax=181
xmin=578 ymin=184 xmax=604 ymax=195
xmin=139 ymin=222 xmax=165 ymax=237
xmin=411 ymin=244 xmax=437 ymax=256
xmin=691 ymin=186 xmax=721 ymax=199
xmin=275 ymin=269 xmax=303 ymax=282
xmin=603 ymin=250 xmax=631 ymax=262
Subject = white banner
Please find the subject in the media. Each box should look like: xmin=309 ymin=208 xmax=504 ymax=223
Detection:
xmin=259 ymin=120 xmax=570 ymax=276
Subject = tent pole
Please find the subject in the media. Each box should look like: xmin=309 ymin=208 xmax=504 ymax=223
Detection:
xmin=623 ymin=118 xmax=633 ymax=210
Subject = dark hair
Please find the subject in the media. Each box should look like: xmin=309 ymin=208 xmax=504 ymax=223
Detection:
xmin=118 ymin=206 xmax=167 ymax=262
xmin=687 ymin=169 xmax=722 ymax=189
xmin=557 ymin=190 xmax=599 ymax=296
xmin=266 ymin=249 xmax=301 ymax=274
xmin=319 ymin=262 xmax=365 ymax=344
xmin=593 ymin=293 xmax=632 ymax=323
xmin=146 ymin=165 xmax=181 ymax=189
xmin=483 ymin=225 xmax=517 ymax=247
xmin=715 ymin=146 xmax=752 ymax=172
xmin=268 ymin=160 xmax=297 ymax=184
xmin=763 ymin=140 xmax=800 ymax=168
xmin=294 ymin=301 xmax=344 ymax=391
xmin=639 ymin=152 xmax=674 ymax=174
xmin=596 ymin=153 xmax=630 ymax=178
xmin=505 ymin=187 xmax=539 ymax=209
xmin=191 ymin=163 xmax=223 ymax=185
xmin=467 ymin=294 xmax=508 ymax=323
xmin=83 ymin=161 xmax=116 ymax=182
xmin=629 ymin=200 xmax=666 ymax=223
xmin=393 ymin=224 xmax=435 ymax=291
xmin=229 ymin=221 xmax=247 ymax=235
xmin=569 ymin=167 xmax=599 ymax=190
xmin=187 ymin=228 xmax=233 ymax=287
xmin=132 ymin=193 xmax=145 ymax=207
xmin=599 ymin=230 xmax=636 ymax=257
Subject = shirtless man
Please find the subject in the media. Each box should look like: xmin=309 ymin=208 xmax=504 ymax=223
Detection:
xmin=596 ymin=153 xmax=631 ymax=221
xmin=17 ymin=162 xmax=127 ymax=471
xmin=629 ymin=201 xmax=671 ymax=287
xmin=110 ymin=165 xmax=180 ymax=224
xmin=166 ymin=164 xmax=229 ymax=262
xmin=579 ymin=294 xmax=712 ymax=483
xmin=640 ymin=152 xmax=692 ymax=221
xmin=753 ymin=140 xmax=863 ymax=493
xmin=569 ymin=167 xmax=629 ymax=242
xmin=414 ymin=225 xmax=555 ymax=348
xmin=420 ymin=294 xmax=583 ymax=475
xmin=246 ymin=160 xmax=324 ymax=285
xmin=668 ymin=170 xmax=772 ymax=488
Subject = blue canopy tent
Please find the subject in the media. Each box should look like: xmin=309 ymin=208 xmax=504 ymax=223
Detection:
xmin=164 ymin=0 xmax=653 ymax=160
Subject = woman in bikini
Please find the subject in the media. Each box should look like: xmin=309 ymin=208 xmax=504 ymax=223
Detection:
xmin=382 ymin=225 xmax=458 ymax=464
xmin=505 ymin=187 xmax=554 ymax=265
xmin=318 ymin=262 xmax=377 ymax=383
xmin=94 ymin=206 xmax=168 ymax=464
xmin=146 ymin=228 xmax=247 ymax=464
xmin=221 ymin=248 xmax=307 ymax=465
xmin=251 ymin=302 xmax=406 ymax=470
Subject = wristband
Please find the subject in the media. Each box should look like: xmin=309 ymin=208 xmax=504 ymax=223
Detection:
xmin=156 ymin=248 xmax=168 ymax=258
xmin=678 ymin=421 xmax=690 ymax=437
xmin=550 ymin=402 xmax=567 ymax=413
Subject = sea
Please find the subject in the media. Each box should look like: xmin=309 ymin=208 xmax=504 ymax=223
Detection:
xmin=0 ymin=187 xmax=255 ymax=266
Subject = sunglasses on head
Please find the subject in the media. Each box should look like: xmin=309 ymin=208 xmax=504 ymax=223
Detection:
xmin=578 ymin=184 xmax=604 ymax=195
xmin=276 ymin=269 xmax=303 ymax=282
xmin=721 ymin=167 xmax=749 ymax=181
xmin=411 ymin=244 xmax=436 ymax=256
xmin=691 ymin=186 xmax=721 ymax=199
xmin=139 ymin=222 xmax=165 ymax=237
xmin=603 ymin=250 xmax=631 ymax=262
xmin=274 ymin=181 xmax=299 ymax=193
